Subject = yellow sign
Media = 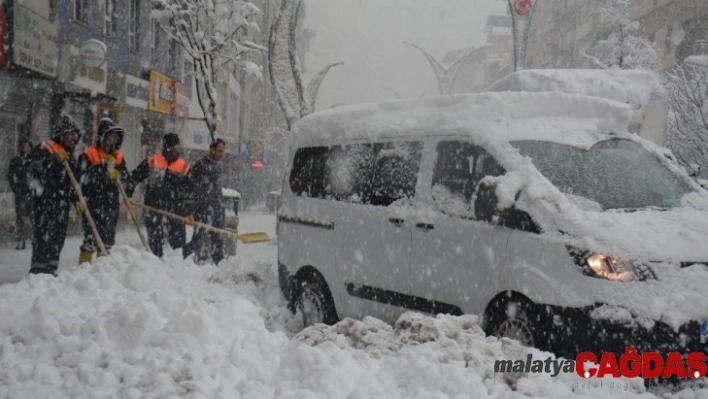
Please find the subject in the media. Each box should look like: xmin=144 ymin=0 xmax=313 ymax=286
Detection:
xmin=148 ymin=71 xmax=174 ymax=114
xmin=249 ymin=140 xmax=263 ymax=156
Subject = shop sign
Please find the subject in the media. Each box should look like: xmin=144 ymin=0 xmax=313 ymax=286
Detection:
xmin=171 ymin=81 xmax=192 ymax=117
xmin=125 ymin=74 xmax=150 ymax=109
xmin=71 ymin=62 xmax=107 ymax=94
xmin=148 ymin=70 xmax=174 ymax=114
xmin=0 ymin=11 xmax=7 ymax=65
xmin=12 ymin=4 xmax=59 ymax=77
xmin=79 ymin=39 xmax=107 ymax=68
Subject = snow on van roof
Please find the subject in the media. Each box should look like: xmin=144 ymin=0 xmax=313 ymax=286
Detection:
xmin=484 ymin=69 xmax=666 ymax=105
xmin=290 ymin=91 xmax=633 ymax=148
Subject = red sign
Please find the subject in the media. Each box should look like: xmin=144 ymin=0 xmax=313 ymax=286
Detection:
xmin=514 ymin=0 xmax=532 ymax=15
xmin=0 ymin=10 xmax=7 ymax=65
xmin=251 ymin=160 xmax=264 ymax=169
xmin=171 ymin=81 xmax=192 ymax=117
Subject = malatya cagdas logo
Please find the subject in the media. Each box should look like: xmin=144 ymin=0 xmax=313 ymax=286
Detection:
xmin=494 ymin=347 xmax=708 ymax=380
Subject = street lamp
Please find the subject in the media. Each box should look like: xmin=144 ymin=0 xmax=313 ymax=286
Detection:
xmin=403 ymin=41 xmax=491 ymax=95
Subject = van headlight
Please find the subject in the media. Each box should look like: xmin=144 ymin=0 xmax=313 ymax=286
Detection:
xmin=585 ymin=254 xmax=635 ymax=281
xmin=567 ymin=247 xmax=656 ymax=282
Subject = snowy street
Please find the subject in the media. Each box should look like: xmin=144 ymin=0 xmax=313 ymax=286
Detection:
xmin=2 ymin=0 xmax=708 ymax=396
xmin=0 ymin=210 xmax=707 ymax=398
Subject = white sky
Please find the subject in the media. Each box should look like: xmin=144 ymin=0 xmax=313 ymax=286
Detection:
xmin=302 ymin=0 xmax=508 ymax=110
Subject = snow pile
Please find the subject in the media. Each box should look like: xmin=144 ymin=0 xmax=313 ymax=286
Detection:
xmin=2 ymin=215 xmax=708 ymax=398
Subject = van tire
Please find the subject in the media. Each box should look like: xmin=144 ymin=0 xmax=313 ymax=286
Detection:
xmin=485 ymin=294 xmax=550 ymax=352
xmin=296 ymin=269 xmax=339 ymax=327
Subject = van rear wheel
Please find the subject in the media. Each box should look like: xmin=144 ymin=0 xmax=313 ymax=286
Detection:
xmin=296 ymin=270 xmax=339 ymax=327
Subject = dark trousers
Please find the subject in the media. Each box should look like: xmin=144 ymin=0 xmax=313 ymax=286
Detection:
xmin=30 ymin=199 xmax=70 ymax=275
xmin=190 ymin=207 xmax=225 ymax=265
xmin=145 ymin=209 xmax=186 ymax=258
xmin=13 ymin=195 xmax=31 ymax=241
xmin=81 ymin=201 xmax=119 ymax=253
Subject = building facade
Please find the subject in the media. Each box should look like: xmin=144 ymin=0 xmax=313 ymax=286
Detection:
xmin=524 ymin=0 xmax=708 ymax=70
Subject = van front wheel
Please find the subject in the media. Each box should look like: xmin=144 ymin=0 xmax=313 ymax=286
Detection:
xmin=485 ymin=295 xmax=548 ymax=351
xmin=296 ymin=270 xmax=339 ymax=327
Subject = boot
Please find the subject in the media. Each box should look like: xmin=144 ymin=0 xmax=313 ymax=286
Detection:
xmin=15 ymin=240 xmax=24 ymax=250
xmin=79 ymin=250 xmax=93 ymax=265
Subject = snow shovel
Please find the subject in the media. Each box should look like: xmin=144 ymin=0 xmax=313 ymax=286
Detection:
xmin=61 ymin=159 xmax=109 ymax=256
xmin=112 ymin=170 xmax=149 ymax=249
xmin=129 ymin=200 xmax=271 ymax=244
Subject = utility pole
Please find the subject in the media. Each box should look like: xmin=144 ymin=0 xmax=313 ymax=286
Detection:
xmin=508 ymin=0 xmax=536 ymax=71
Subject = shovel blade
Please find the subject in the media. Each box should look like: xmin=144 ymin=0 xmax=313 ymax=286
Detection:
xmin=236 ymin=232 xmax=270 ymax=244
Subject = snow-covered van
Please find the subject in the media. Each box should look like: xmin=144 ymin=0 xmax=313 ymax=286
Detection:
xmin=277 ymin=91 xmax=708 ymax=357
xmin=485 ymin=69 xmax=669 ymax=147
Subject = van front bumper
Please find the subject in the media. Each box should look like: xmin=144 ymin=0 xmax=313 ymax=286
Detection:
xmin=549 ymin=303 xmax=708 ymax=358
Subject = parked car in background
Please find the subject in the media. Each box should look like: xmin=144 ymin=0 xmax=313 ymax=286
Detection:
xmin=277 ymin=91 xmax=708 ymax=359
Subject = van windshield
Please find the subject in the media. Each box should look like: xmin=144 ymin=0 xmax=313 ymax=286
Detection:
xmin=510 ymin=139 xmax=692 ymax=211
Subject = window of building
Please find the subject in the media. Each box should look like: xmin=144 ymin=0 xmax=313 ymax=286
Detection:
xmin=129 ymin=0 xmax=140 ymax=52
xmin=168 ymin=39 xmax=177 ymax=73
xmin=151 ymin=20 xmax=160 ymax=63
xmin=104 ymin=0 xmax=115 ymax=38
xmin=183 ymin=60 xmax=194 ymax=87
xmin=49 ymin=0 xmax=57 ymax=22
xmin=73 ymin=0 xmax=86 ymax=24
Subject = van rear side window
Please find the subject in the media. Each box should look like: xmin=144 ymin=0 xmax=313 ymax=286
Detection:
xmin=289 ymin=142 xmax=423 ymax=206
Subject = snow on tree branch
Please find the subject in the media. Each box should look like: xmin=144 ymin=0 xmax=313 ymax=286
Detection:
xmin=268 ymin=0 xmax=342 ymax=130
xmin=152 ymin=0 xmax=262 ymax=141
xmin=584 ymin=0 xmax=661 ymax=70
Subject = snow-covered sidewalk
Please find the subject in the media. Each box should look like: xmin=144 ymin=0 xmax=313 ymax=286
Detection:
xmin=0 ymin=211 xmax=706 ymax=398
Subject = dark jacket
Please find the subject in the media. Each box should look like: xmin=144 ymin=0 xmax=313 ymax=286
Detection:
xmin=190 ymin=156 xmax=223 ymax=213
xmin=77 ymin=121 xmax=129 ymax=210
xmin=130 ymin=152 xmax=194 ymax=215
xmin=7 ymin=154 xmax=30 ymax=197
xmin=27 ymin=140 xmax=79 ymax=213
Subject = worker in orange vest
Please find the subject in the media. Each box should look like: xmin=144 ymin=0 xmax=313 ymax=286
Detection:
xmin=76 ymin=118 xmax=129 ymax=264
xmin=26 ymin=114 xmax=82 ymax=275
xmin=129 ymin=133 xmax=195 ymax=258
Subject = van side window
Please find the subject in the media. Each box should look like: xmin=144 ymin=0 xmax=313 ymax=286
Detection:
xmin=325 ymin=144 xmax=374 ymax=202
xmin=363 ymin=142 xmax=423 ymax=206
xmin=290 ymin=142 xmax=422 ymax=206
xmin=432 ymin=141 xmax=505 ymax=218
xmin=290 ymin=147 xmax=329 ymax=198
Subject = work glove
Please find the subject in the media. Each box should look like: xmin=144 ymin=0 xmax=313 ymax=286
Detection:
xmin=185 ymin=215 xmax=196 ymax=226
xmin=107 ymin=169 xmax=121 ymax=181
xmin=105 ymin=155 xmax=116 ymax=164
xmin=56 ymin=151 xmax=71 ymax=163
xmin=74 ymin=202 xmax=84 ymax=216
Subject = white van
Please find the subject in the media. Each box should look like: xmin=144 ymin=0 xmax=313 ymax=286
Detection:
xmin=277 ymin=91 xmax=708 ymax=357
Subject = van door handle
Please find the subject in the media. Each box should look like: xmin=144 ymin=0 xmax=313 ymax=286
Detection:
xmin=416 ymin=223 xmax=434 ymax=231
xmin=388 ymin=217 xmax=405 ymax=227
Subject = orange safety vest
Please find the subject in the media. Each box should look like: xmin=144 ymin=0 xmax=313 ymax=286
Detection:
xmin=147 ymin=153 xmax=190 ymax=175
xmin=43 ymin=139 xmax=67 ymax=155
xmin=84 ymin=146 xmax=124 ymax=166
